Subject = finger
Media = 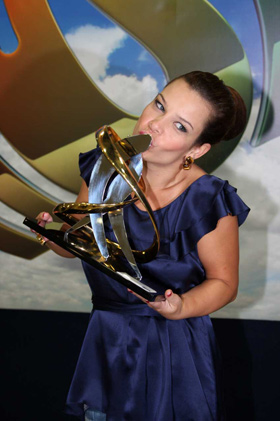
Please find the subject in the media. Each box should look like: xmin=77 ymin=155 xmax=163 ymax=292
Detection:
xmin=36 ymin=212 xmax=53 ymax=226
xmin=127 ymin=288 xmax=150 ymax=304
xmin=150 ymin=290 xmax=176 ymax=310
xmin=36 ymin=211 xmax=51 ymax=220
xmin=154 ymin=294 xmax=166 ymax=302
xmin=164 ymin=290 xmax=182 ymax=307
xmin=35 ymin=211 xmax=46 ymax=220
xmin=165 ymin=289 xmax=173 ymax=300
xmin=41 ymin=212 xmax=52 ymax=222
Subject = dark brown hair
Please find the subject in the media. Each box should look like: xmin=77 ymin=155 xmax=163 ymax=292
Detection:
xmin=170 ymin=71 xmax=247 ymax=146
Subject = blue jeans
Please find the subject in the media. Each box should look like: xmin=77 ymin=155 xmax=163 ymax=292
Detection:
xmin=85 ymin=408 xmax=106 ymax=421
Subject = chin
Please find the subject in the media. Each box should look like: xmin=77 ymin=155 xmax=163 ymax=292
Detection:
xmin=142 ymin=147 xmax=153 ymax=157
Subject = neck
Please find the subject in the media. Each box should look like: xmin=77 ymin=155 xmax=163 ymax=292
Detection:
xmin=141 ymin=161 xmax=190 ymax=192
xmin=135 ymin=161 xmax=205 ymax=211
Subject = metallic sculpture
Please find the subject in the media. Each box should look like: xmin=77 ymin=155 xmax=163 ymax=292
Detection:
xmin=24 ymin=126 xmax=159 ymax=300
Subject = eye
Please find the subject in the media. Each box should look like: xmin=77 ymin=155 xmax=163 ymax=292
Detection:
xmin=155 ymin=99 xmax=164 ymax=111
xmin=175 ymin=122 xmax=187 ymax=133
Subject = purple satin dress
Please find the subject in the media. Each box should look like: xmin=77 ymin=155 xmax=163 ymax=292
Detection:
xmin=65 ymin=148 xmax=250 ymax=420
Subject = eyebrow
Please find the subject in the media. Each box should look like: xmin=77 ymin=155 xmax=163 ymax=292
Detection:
xmin=158 ymin=93 xmax=194 ymax=131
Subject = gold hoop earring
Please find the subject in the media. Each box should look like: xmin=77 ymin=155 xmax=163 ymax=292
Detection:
xmin=183 ymin=156 xmax=194 ymax=170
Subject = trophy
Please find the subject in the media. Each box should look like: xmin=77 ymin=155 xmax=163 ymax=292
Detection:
xmin=23 ymin=126 xmax=159 ymax=300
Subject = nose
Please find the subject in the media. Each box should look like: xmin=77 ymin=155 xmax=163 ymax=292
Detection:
xmin=148 ymin=117 xmax=162 ymax=134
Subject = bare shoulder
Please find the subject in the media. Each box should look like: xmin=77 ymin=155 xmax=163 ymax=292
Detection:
xmin=197 ymin=215 xmax=239 ymax=282
xmin=198 ymin=215 xmax=239 ymax=252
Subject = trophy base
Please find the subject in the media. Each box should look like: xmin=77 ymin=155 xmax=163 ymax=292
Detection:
xmin=23 ymin=217 xmax=157 ymax=301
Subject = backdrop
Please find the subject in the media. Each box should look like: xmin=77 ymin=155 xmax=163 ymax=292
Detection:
xmin=0 ymin=0 xmax=279 ymax=321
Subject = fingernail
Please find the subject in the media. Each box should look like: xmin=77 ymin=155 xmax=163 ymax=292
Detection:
xmin=127 ymin=289 xmax=132 ymax=293
xmin=166 ymin=291 xmax=172 ymax=297
xmin=146 ymin=300 xmax=150 ymax=304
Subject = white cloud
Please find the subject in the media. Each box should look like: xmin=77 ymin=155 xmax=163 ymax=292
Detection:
xmin=214 ymin=137 xmax=280 ymax=222
xmin=138 ymin=50 xmax=150 ymax=62
xmin=214 ymin=278 xmax=280 ymax=321
xmin=97 ymin=74 xmax=158 ymax=115
xmin=0 ymin=251 xmax=92 ymax=313
xmin=65 ymin=24 xmax=127 ymax=80
xmin=65 ymin=24 xmax=159 ymax=115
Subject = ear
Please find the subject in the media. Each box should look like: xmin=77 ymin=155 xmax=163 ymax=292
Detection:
xmin=192 ymin=143 xmax=211 ymax=160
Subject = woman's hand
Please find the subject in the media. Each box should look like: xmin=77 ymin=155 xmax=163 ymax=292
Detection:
xmin=128 ymin=288 xmax=185 ymax=320
xmin=35 ymin=211 xmax=53 ymax=228
xmin=30 ymin=211 xmax=53 ymax=244
xmin=31 ymin=211 xmax=77 ymax=257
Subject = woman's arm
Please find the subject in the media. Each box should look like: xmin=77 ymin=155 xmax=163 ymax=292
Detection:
xmin=130 ymin=214 xmax=240 ymax=319
xmin=179 ymin=214 xmax=239 ymax=317
xmin=35 ymin=180 xmax=89 ymax=258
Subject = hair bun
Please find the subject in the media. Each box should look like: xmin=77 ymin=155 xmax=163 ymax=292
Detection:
xmin=223 ymin=87 xmax=247 ymax=141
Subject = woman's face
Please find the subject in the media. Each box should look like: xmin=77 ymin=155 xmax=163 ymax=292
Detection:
xmin=133 ymin=78 xmax=212 ymax=167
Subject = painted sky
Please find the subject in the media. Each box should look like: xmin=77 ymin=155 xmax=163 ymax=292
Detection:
xmin=48 ymin=0 xmax=167 ymax=115
xmin=0 ymin=0 xmax=262 ymax=103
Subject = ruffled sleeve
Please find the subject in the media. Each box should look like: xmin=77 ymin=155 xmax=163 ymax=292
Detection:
xmin=79 ymin=147 xmax=102 ymax=186
xmin=170 ymin=175 xmax=250 ymax=257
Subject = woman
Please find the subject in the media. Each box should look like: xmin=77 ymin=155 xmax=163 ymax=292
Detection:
xmin=36 ymin=71 xmax=249 ymax=420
